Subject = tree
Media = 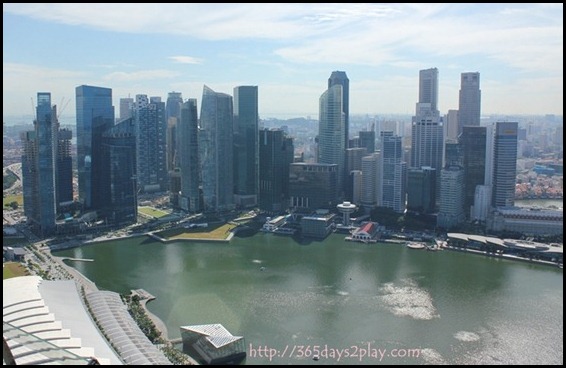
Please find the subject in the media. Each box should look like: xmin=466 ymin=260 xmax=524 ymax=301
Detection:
xmin=9 ymin=201 xmax=18 ymax=210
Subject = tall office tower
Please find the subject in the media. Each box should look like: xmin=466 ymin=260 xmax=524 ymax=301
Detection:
xmin=56 ymin=128 xmax=73 ymax=205
xmin=444 ymin=109 xmax=459 ymax=142
xmin=360 ymin=152 xmax=380 ymax=209
xmin=419 ymin=67 xmax=439 ymax=111
xmin=458 ymin=72 xmax=481 ymax=135
xmin=133 ymin=95 xmax=167 ymax=193
xmin=351 ymin=170 xmax=363 ymax=205
xmin=76 ymin=85 xmax=115 ymax=210
xmin=328 ymin=71 xmax=349 ymax=148
xmin=492 ymin=122 xmax=518 ymax=207
xmin=444 ymin=140 xmax=463 ymax=167
xmin=289 ymin=163 xmax=337 ymax=211
xmin=461 ymin=126 xmax=487 ymax=217
xmin=318 ymin=83 xmax=345 ymax=199
xmin=345 ymin=147 xmax=367 ymax=201
xmin=179 ymin=99 xmax=201 ymax=213
xmin=484 ymin=123 xmax=494 ymax=187
xmin=437 ymin=166 xmax=465 ymax=229
xmin=259 ymin=128 xmax=294 ymax=213
xmin=471 ymin=184 xmax=491 ymax=222
xmin=359 ymin=130 xmax=376 ymax=153
xmin=20 ymin=93 xmax=57 ymax=236
xmin=411 ymin=68 xmax=443 ymax=203
xmin=233 ymin=86 xmax=259 ymax=208
xmin=119 ymin=97 xmax=133 ymax=121
xmin=165 ymin=92 xmax=183 ymax=170
xmin=406 ymin=167 xmax=436 ymax=214
xmin=379 ymin=132 xmax=406 ymax=213
xmin=200 ymin=85 xmax=234 ymax=212
xmin=99 ymin=117 xmax=137 ymax=225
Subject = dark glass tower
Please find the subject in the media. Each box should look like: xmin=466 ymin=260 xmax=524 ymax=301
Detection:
xmin=492 ymin=122 xmax=518 ymax=207
xmin=258 ymin=128 xmax=294 ymax=213
xmin=99 ymin=118 xmax=137 ymax=224
xmin=461 ymin=126 xmax=487 ymax=216
xmin=233 ymin=86 xmax=259 ymax=208
xmin=21 ymin=92 xmax=57 ymax=236
xmin=75 ymin=85 xmax=114 ymax=210
xmin=179 ymin=99 xmax=201 ymax=213
xmin=56 ymin=128 xmax=73 ymax=205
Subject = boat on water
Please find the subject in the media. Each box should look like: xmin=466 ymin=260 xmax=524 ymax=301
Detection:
xmin=406 ymin=242 xmax=427 ymax=250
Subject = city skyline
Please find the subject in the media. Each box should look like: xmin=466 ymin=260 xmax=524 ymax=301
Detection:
xmin=3 ymin=3 xmax=563 ymax=125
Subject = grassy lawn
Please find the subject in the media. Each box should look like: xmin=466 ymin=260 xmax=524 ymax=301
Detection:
xmin=138 ymin=206 xmax=170 ymax=219
xmin=3 ymin=193 xmax=23 ymax=208
xmin=159 ymin=223 xmax=238 ymax=240
xmin=3 ymin=262 xmax=29 ymax=279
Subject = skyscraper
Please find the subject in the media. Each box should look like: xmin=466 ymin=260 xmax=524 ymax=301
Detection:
xmin=233 ymin=86 xmax=259 ymax=208
xmin=358 ymin=130 xmax=376 ymax=153
xmin=379 ymin=132 xmax=406 ymax=213
xmin=328 ymin=71 xmax=349 ymax=147
xmin=165 ymin=91 xmax=183 ymax=171
xmin=200 ymin=85 xmax=234 ymax=212
xmin=76 ymin=85 xmax=114 ymax=210
xmin=418 ymin=68 xmax=438 ymax=112
xmin=461 ymin=126 xmax=487 ymax=217
xmin=318 ymin=83 xmax=345 ymax=199
xmin=458 ymin=72 xmax=481 ymax=135
xmin=133 ymin=95 xmax=167 ymax=193
xmin=179 ymin=99 xmax=201 ymax=213
xmin=437 ymin=166 xmax=465 ymax=229
xmin=21 ymin=93 xmax=57 ymax=236
xmin=56 ymin=128 xmax=73 ymax=205
xmin=99 ymin=118 xmax=137 ymax=224
xmin=259 ymin=128 xmax=294 ymax=213
xmin=406 ymin=167 xmax=436 ymax=214
xmin=289 ymin=163 xmax=337 ymax=211
xmin=411 ymin=68 xmax=443 ymax=204
xmin=119 ymin=97 xmax=133 ymax=121
xmin=492 ymin=122 xmax=518 ymax=207
xmin=361 ymin=152 xmax=380 ymax=209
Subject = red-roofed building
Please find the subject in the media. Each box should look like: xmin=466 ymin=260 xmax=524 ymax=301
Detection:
xmin=349 ymin=221 xmax=382 ymax=243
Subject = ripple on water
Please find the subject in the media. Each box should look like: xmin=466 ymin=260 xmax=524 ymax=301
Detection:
xmin=453 ymin=330 xmax=481 ymax=342
xmin=378 ymin=278 xmax=439 ymax=320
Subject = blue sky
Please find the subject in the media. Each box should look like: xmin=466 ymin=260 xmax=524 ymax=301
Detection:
xmin=3 ymin=3 xmax=563 ymax=124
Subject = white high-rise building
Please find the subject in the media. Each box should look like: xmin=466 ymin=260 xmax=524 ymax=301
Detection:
xmin=437 ymin=166 xmax=465 ymax=229
xmin=361 ymin=152 xmax=380 ymax=209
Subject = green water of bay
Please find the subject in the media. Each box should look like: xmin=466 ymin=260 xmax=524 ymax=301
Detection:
xmin=55 ymin=233 xmax=563 ymax=365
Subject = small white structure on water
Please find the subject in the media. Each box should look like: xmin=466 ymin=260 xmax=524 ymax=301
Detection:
xmin=180 ymin=324 xmax=246 ymax=365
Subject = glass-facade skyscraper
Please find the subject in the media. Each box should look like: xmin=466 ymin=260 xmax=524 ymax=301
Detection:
xmin=258 ymin=128 xmax=294 ymax=213
xmin=100 ymin=118 xmax=137 ymax=224
xmin=200 ymin=85 xmax=234 ymax=212
xmin=76 ymin=85 xmax=114 ymax=210
xmin=318 ymin=83 xmax=345 ymax=199
xmin=492 ymin=122 xmax=518 ymax=207
xmin=233 ymin=86 xmax=259 ymax=208
xmin=461 ymin=126 xmax=487 ymax=217
xmin=21 ymin=93 xmax=57 ymax=236
xmin=179 ymin=99 xmax=201 ymax=213
xmin=328 ymin=71 xmax=349 ymax=148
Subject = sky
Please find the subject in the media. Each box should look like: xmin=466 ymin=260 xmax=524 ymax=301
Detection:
xmin=2 ymin=3 xmax=563 ymax=125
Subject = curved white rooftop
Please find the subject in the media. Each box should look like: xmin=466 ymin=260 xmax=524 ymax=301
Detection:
xmin=3 ymin=276 xmax=122 ymax=365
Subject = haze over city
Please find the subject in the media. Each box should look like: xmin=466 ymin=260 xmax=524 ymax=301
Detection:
xmin=3 ymin=3 xmax=563 ymax=125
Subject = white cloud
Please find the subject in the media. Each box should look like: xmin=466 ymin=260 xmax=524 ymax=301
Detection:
xmin=168 ymin=56 xmax=203 ymax=64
